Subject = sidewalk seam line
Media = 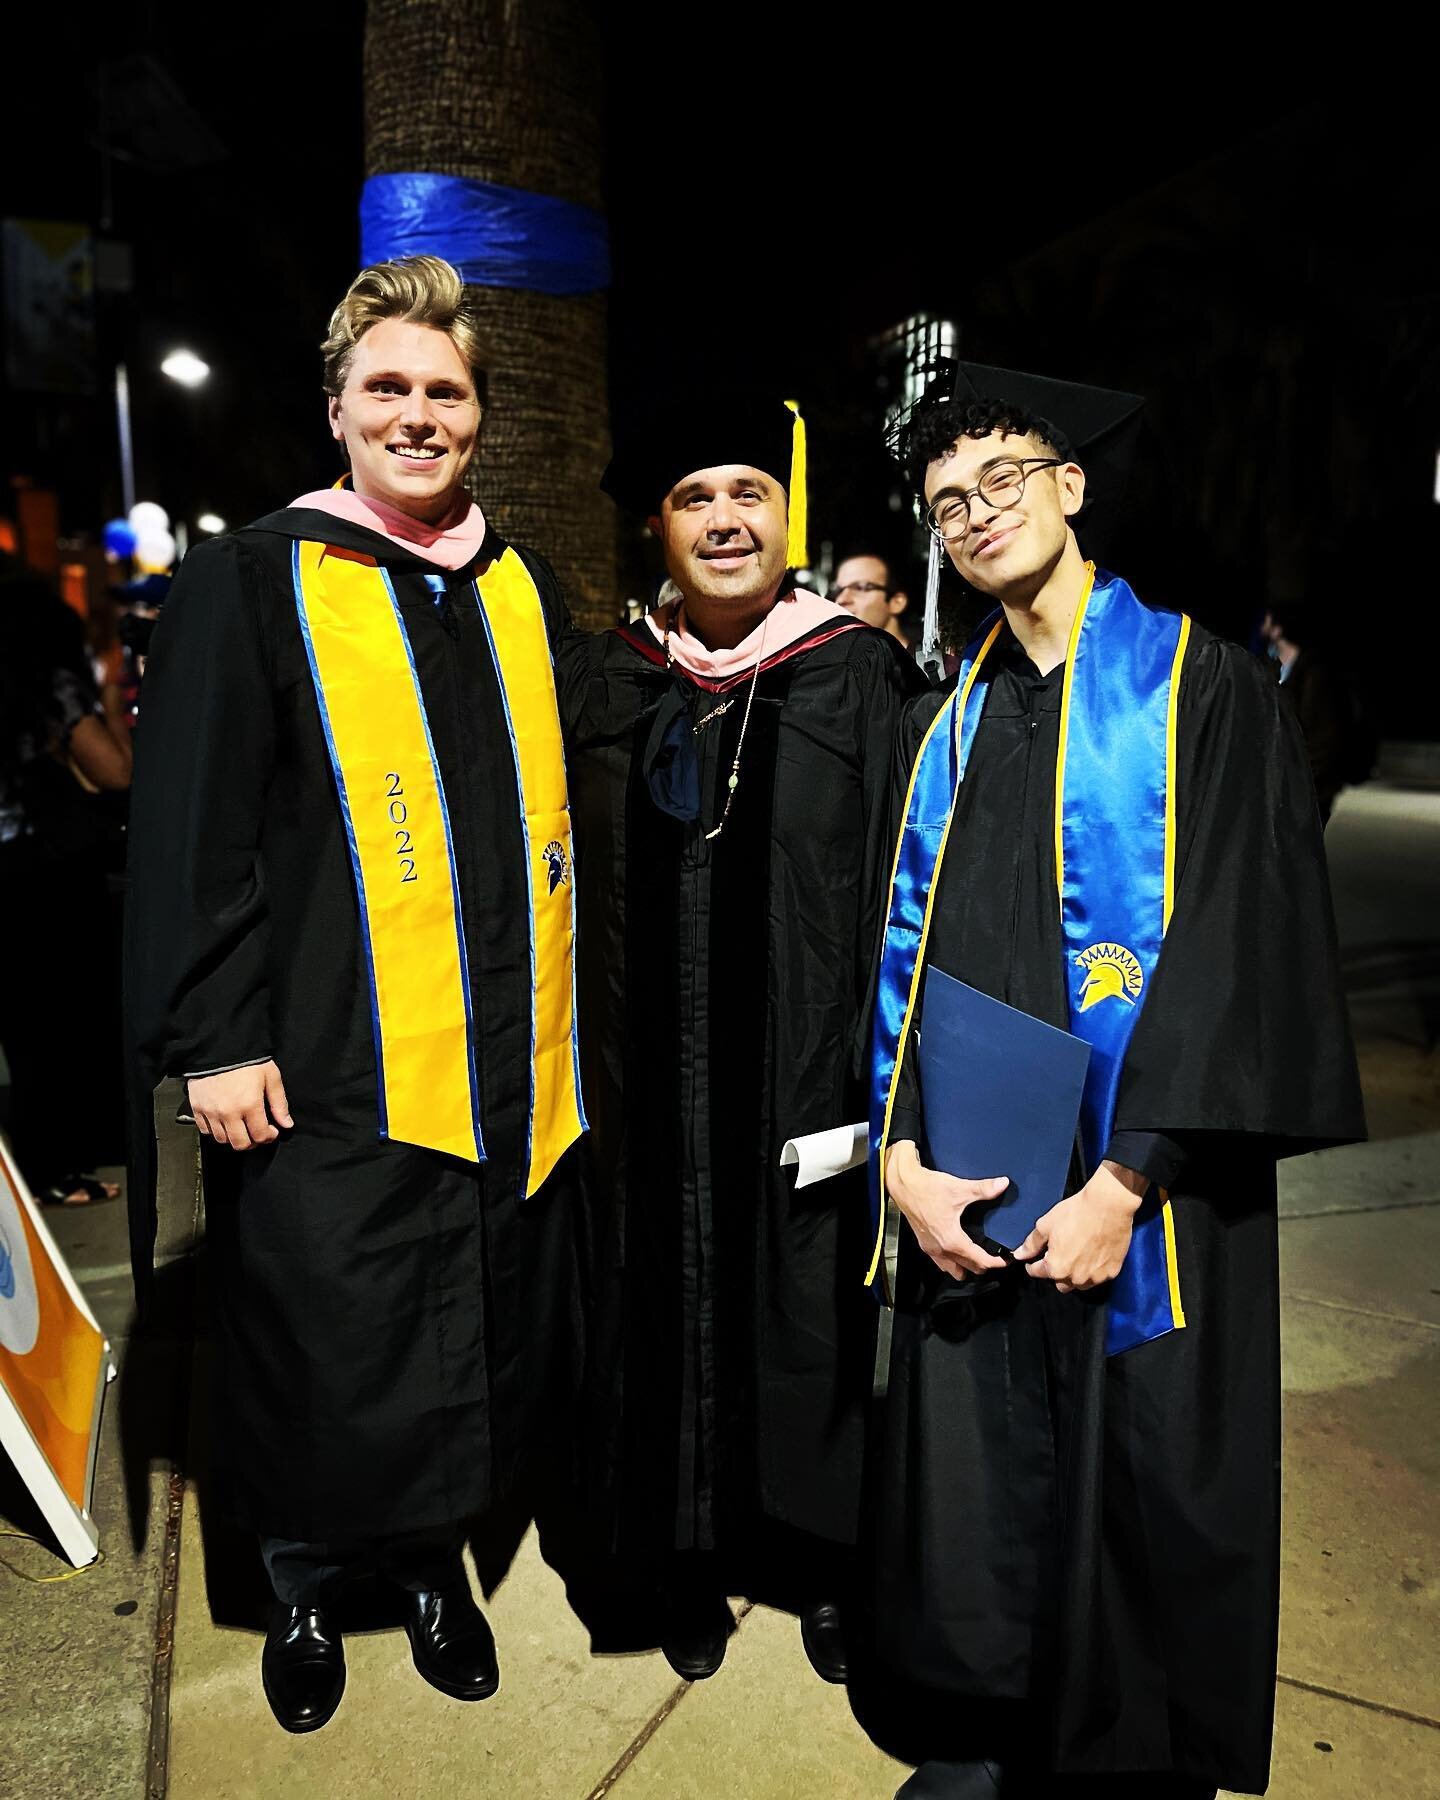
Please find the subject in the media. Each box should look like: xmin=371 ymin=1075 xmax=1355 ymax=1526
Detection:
xmin=1283 ymin=1294 xmax=1440 ymax=1331
xmin=582 ymin=1601 xmax=756 ymax=1798
xmin=1280 ymin=1197 xmax=1440 ymax=1221
xmin=1277 ymin=1673 xmax=1440 ymax=1732
xmin=146 ymin=1468 xmax=186 ymax=1799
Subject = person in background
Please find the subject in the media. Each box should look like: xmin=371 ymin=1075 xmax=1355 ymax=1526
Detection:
xmin=832 ymin=550 xmax=912 ymax=646
xmin=115 ymin=532 xmax=174 ymax=725
xmin=0 ymin=556 xmax=132 ymax=1205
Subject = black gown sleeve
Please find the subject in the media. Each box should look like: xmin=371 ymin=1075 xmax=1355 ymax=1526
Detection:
xmin=124 ymin=535 xmax=278 ymax=1081
xmin=1104 ymin=1128 xmax=1188 ymax=1189
xmin=882 ymin=683 xmax=953 ymax=1148
xmin=1113 ymin=636 xmax=1365 ymax=1156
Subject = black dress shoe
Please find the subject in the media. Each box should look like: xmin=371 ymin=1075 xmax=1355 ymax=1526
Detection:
xmin=799 ymin=1599 xmax=848 ymax=1684
xmin=261 ymin=1604 xmax=346 ymax=1734
xmin=405 ymin=1581 xmax=499 ymax=1700
xmin=661 ymin=1596 xmax=733 ymax=1681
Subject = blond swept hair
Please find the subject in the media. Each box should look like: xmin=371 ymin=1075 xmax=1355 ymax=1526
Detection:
xmin=321 ymin=255 xmax=484 ymax=396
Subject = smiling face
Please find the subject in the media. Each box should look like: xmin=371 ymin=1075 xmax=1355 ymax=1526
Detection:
xmin=327 ymin=318 xmax=480 ymax=523
xmin=923 ymin=429 xmax=1085 ymax=599
xmin=653 ymin=464 xmax=790 ymax=613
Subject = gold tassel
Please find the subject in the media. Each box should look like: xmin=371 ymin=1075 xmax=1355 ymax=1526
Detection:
xmin=784 ymin=399 xmax=808 ymax=570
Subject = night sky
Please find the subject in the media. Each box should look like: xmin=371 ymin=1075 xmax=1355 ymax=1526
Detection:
xmin=4 ymin=18 xmax=1434 ymax=718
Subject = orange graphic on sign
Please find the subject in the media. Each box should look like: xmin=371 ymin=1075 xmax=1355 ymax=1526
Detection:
xmin=0 ymin=1157 xmax=105 ymax=1509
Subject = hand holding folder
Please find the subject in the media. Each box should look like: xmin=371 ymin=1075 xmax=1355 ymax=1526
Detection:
xmin=917 ymin=967 xmax=1091 ymax=1254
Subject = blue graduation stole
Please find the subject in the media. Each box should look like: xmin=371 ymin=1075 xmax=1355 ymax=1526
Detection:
xmin=867 ymin=566 xmax=1192 ymax=1356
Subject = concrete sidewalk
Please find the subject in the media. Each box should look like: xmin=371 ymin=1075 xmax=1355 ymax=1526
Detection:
xmin=0 ymin=1092 xmax=199 ymax=1800
xmin=2 ymin=783 xmax=1436 ymax=1798
xmin=152 ymin=1133 xmax=1440 ymax=1800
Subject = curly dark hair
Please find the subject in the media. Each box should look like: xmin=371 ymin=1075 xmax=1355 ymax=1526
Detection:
xmin=889 ymin=367 xmax=1068 ymax=499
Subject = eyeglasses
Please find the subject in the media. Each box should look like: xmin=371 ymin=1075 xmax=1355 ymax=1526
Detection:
xmin=832 ymin=580 xmax=892 ymax=600
xmin=925 ymin=458 xmax=1063 ymax=543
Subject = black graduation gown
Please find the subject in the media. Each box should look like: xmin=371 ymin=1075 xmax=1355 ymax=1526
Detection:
xmin=871 ymin=621 xmax=1364 ymax=1794
xmin=559 ymin=614 xmax=926 ymax=1570
xmin=124 ymin=509 xmax=583 ymax=1544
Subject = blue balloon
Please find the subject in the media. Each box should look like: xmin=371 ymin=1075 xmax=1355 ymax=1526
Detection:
xmin=104 ymin=518 xmax=138 ymax=558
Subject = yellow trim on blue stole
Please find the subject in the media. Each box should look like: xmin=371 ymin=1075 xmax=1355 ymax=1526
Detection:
xmin=1160 ymin=1187 xmax=1185 ymax=1328
xmin=1052 ymin=564 xmax=1097 ymax=899
xmin=865 ymin=619 xmax=1005 ymax=1293
xmin=1158 ymin=612 xmax=1192 ymax=1328
xmin=1163 ymin=614 xmax=1192 ymax=930
xmin=294 ymin=541 xmax=482 ymax=1161
xmin=472 ymin=552 xmax=586 ymax=1197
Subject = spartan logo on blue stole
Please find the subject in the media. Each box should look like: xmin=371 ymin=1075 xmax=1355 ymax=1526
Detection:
xmin=1075 ymin=942 xmax=1144 ymax=1012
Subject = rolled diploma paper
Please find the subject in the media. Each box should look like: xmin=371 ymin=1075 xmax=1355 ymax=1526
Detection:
xmin=779 ymin=1121 xmax=868 ymax=1189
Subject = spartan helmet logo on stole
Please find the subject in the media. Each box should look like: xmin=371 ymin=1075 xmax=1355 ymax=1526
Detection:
xmin=1074 ymin=942 xmax=1144 ymax=1012
xmin=543 ymin=840 xmax=570 ymax=894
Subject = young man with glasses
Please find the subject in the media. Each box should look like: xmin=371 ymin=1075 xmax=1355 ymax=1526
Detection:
xmin=832 ymin=552 xmax=912 ymax=647
xmin=866 ymin=362 xmax=1363 ymax=1798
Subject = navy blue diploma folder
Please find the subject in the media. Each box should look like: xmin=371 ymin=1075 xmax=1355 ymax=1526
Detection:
xmin=918 ymin=966 xmax=1092 ymax=1251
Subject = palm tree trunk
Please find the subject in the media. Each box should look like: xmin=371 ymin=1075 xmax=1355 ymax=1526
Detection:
xmin=364 ymin=0 xmax=614 ymax=628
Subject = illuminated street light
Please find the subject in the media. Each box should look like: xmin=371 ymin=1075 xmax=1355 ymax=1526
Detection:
xmin=197 ymin=513 xmax=227 ymax=534
xmin=161 ymin=349 xmax=210 ymax=387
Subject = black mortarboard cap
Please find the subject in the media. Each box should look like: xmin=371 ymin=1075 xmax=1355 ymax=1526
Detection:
xmin=602 ymin=391 xmax=798 ymax=517
xmin=945 ymin=360 xmax=1145 ymax=557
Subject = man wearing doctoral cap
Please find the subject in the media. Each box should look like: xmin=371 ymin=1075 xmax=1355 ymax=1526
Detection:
xmin=866 ymin=363 xmax=1363 ymax=1797
xmin=558 ymin=392 xmax=925 ymax=1683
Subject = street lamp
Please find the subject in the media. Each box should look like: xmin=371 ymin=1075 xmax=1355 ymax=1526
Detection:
xmin=160 ymin=349 xmax=210 ymax=388
xmin=114 ymin=347 xmax=212 ymax=521
xmin=197 ymin=513 xmax=226 ymax=535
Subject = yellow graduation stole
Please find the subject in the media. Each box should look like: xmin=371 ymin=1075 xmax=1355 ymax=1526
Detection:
xmin=291 ymin=540 xmax=585 ymax=1195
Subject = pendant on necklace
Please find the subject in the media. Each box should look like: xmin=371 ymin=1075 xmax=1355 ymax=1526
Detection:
xmin=692 ymin=696 xmax=736 ymax=734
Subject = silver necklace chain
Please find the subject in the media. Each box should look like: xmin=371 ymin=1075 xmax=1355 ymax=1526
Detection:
xmin=662 ymin=600 xmax=771 ymax=842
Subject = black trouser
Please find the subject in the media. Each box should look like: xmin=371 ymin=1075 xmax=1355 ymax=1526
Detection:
xmin=669 ymin=1517 xmax=853 ymax=1612
xmin=898 ymin=1768 xmax=1215 ymax=1799
xmin=260 ymin=1525 xmax=465 ymax=1608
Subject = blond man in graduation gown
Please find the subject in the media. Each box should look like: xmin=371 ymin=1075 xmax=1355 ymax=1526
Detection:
xmin=125 ymin=256 xmax=586 ymax=1733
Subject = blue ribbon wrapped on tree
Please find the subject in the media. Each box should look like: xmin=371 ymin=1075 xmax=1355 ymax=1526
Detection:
xmin=360 ymin=172 xmax=610 ymax=296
